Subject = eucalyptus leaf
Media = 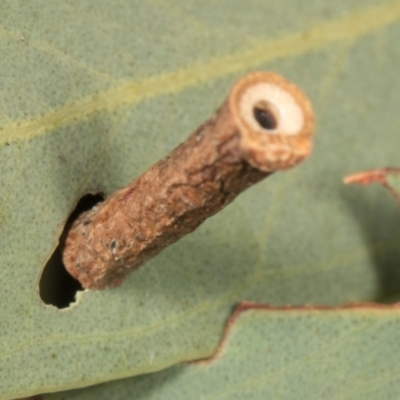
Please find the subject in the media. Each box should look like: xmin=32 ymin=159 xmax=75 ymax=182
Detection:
xmin=2 ymin=0 xmax=400 ymax=398
xmin=44 ymin=305 xmax=400 ymax=400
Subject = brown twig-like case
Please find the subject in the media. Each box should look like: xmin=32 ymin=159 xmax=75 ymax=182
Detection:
xmin=62 ymin=71 xmax=315 ymax=289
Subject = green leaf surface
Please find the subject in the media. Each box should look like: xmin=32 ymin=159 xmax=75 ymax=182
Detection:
xmin=43 ymin=304 xmax=400 ymax=400
xmin=2 ymin=0 xmax=400 ymax=398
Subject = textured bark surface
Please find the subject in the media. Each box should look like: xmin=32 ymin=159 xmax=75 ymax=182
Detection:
xmin=62 ymin=71 xmax=314 ymax=289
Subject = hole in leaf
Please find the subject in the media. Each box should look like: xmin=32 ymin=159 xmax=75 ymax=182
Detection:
xmin=40 ymin=193 xmax=104 ymax=309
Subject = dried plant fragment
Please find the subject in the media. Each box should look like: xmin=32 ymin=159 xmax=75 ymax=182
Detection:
xmin=344 ymin=167 xmax=400 ymax=206
xmin=62 ymin=71 xmax=315 ymax=289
